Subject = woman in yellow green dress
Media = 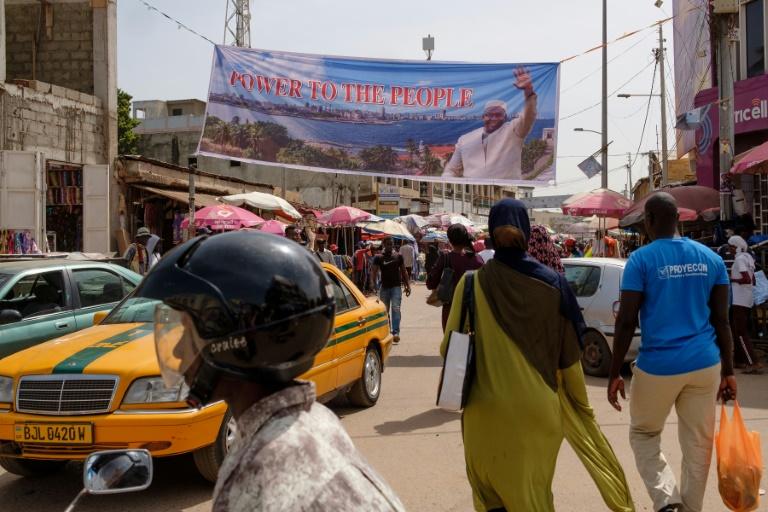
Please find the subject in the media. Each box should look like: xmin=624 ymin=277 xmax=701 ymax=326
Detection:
xmin=441 ymin=199 xmax=634 ymax=512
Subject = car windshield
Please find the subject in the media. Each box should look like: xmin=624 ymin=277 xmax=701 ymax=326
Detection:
xmin=0 ymin=273 xmax=10 ymax=288
xmin=102 ymin=297 xmax=161 ymax=325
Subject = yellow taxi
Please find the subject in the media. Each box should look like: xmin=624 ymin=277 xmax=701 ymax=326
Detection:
xmin=0 ymin=264 xmax=393 ymax=481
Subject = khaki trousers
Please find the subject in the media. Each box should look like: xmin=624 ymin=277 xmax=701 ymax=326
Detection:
xmin=629 ymin=363 xmax=721 ymax=512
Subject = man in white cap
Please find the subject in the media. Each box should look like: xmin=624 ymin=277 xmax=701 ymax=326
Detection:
xmin=442 ymin=67 xmax=537 ymax=181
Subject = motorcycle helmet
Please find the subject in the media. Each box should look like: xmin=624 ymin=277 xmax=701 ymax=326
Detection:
xmin=135 ymin=231 xmax=336 ymax=407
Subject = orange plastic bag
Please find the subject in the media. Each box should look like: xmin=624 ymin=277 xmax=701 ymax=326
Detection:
xmin=715 ymin=401 xmax=763 ymax=512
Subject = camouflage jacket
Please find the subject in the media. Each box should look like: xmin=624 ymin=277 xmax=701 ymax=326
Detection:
xmin=212 ymin=381 xmax=406 ymax=511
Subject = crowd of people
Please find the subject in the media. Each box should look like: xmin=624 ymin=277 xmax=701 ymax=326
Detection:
xmin=124 ymin=195 xmax=762 ymax=512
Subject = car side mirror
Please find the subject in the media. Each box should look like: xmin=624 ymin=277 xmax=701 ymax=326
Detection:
xmin=0 ymin=309 xmax=22 ymax=325
xmin=93 ymin=311 xmax=109 ymax=325
xmin=83 ymin=449 xmax=153 ymax=494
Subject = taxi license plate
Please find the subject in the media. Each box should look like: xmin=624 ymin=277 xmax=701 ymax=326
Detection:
xmin=14 ymin=423 xmax=93 ymax=444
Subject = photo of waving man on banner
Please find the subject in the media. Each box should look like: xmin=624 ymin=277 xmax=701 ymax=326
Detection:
xmin=442 ymin=67 xmax=537 ymax=181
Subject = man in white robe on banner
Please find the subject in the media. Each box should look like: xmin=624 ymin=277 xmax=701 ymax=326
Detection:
xmin=442 ymin=67 xmax=537 ymax=181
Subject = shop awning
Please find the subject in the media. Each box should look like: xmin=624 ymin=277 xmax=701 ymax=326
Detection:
xmin=133 ymin=185 xmax=220 ymax=208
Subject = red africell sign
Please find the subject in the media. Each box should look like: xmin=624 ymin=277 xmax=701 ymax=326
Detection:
xmin=734 ymin=98 xmax=768 ymax=125
xmin=693 ymin=73 xmax=768 ymax=188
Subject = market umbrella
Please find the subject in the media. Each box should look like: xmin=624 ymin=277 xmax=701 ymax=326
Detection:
xmin=256 ymin=219 xmax=286 ymax=236
xmin=358 ymin=219 xmax=416 ymax=242
xmin=394 ymin=214 xmax=428 ymax=235
xmin=561 ymin=188 xmax=633 ymax=218
xmin=730 ymin=139 xmax=768 ymax=175
xmin=425 ymin=212 xmax=449 ymax=227
xmin=218 ymin=191 xmax=302 ymax=220
xmin=181 ymin=204 xmax=264 ymax=231
xmin=619 ymin=186 xmax=720 ymax=227
xmin=567 ymin=216 xmax=620 ymax=233
xmin=445 ymin=215 xmax=474 ymax=227
xmin=422 ymin=231 xmax=448 ymax=243
xmin=317 ymin=206 xmax=372 ymax=226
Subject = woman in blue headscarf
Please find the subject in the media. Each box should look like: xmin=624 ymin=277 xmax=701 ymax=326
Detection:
xmin=441 ymin=199 xmax=633 ymax=512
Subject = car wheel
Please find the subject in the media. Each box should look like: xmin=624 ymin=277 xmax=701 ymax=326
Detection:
xmin=193 ymin=410 xmax=236 ymax=483
xmin=347 ymin=345 xmax=382 ymax=408
xmin=581 ymin=330 xmax=612 ymax=377
xmin=0 ymin=456 xmax=67 ymax=477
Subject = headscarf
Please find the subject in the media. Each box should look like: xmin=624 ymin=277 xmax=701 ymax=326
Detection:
xmin=728 ymin=235 xmax=748 ymax=253
xmin=528 ymin=225 xmax=564 ymax=273
xmin=487 ymin=199 xmax=585 ymax=347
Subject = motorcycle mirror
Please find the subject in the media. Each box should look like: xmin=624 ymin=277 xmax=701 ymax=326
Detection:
xmin=83 ymin=449 xmax=153 ymax=494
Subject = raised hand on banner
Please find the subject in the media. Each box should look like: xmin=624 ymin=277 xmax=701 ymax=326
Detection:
xmin=513 ymin=67 xmax=534 ymax=97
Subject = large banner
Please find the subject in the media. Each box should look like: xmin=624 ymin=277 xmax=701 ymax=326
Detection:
xmin=198 ymin=46 xmax=560 ymax=185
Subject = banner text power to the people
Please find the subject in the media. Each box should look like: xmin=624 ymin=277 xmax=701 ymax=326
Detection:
xmin=200 ymin=47 xmax=560 ymax=185
xmin=229 ymin=71 xmax=475 ymax=109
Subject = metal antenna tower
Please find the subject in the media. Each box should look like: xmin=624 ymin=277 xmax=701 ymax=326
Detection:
xmin=223 ymin=0 xmax=251 ymax=47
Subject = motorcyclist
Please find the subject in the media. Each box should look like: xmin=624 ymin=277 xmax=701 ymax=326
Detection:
xmin=135 ymin=230 xmax=404 ymax=511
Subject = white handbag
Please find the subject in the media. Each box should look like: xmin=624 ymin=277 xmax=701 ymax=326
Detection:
xmin=436 ymin=272 xmax=476 ymax=412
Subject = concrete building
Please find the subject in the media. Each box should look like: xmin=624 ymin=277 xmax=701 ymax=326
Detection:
xmin=674 ymin=0 xmax=768 ymax=231
xmin=132 ymin=98 xmax=526 ymax=219
xmin=0 ymin=0 xmax=117 ymax=253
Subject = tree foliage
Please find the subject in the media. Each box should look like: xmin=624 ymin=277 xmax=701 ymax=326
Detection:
xmin=359 ymin=145 xmax=398 ymax=172
xmin=521 ymin=139 xmax=548 ymax=173
xmin=117 ymin=89 xmax=140 ymax=155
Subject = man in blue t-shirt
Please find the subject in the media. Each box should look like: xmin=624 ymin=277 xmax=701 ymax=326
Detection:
xmin=607 ymin=192 xmax=737 ymax=512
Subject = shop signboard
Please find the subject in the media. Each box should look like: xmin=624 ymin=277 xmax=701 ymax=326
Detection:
xmin=694 ymin=73 xmax=768 ymax=187
xmin=377 ymin=184 xmax=400 ymax=219
xmin=198 ymin=46 xmax=560 ymax=186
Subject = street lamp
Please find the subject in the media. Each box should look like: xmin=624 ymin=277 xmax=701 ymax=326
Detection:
xmin=574 ymin=127 xmax=603 ymax=135
xmin=423 ymin=34 xmax=434 ymax=61
xmin=617 ymin=93 xmax=660 ymax=98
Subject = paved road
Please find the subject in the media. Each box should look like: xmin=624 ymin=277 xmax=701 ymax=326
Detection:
xmin=1 ymin=284 xmax=766 ymax=511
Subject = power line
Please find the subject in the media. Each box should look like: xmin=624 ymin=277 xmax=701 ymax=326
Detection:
xmin=561 ymin=30 xmax=657 ymax=94
xmin=560 ymin=58 xmax=656 ymax=120
xmin=631 ymin=58 xmax=658 ymax=169
xmin=134 ymin=0 xmax=217 ymax=45
xmin=557 ymin=153 xmax=630 ymax=158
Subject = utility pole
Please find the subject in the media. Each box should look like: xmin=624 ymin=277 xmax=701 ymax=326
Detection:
xmin=601 ymin=0 xmax=608 ymax=189
xmin=188 ymin=163 xmax=196 ymax=240
xmin=224 ymin=0 xmax=252 ymax=47
xmin=655 ymin=23 xmax=669 ymax=187
xmin=626 ymin=153 xmax=633 ymax=198
xmin=713 ymin=3 xmax=736 ymax=221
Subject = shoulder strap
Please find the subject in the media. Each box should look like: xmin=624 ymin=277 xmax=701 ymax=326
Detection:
xmin=459 ymin=272 xmax=475 ymax=334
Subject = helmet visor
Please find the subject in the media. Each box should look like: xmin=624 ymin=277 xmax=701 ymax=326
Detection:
xmin=154 ymin=304 xmax=208 ymax=389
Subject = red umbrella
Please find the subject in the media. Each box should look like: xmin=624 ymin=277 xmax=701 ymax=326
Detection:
xmin=619 ymin=186 xmax=720 ymax=227
xmin=181 ymin=204 xmax=264 ymax=231
xmin=731 ymin=140 xmax=768 ymax=175
xmin=561 ymin=188 xmax=633 ymax=218
xmin=317 ymin=206 xmax=371 ymax=226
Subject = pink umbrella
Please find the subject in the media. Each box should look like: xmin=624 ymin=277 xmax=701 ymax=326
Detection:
xmin=561 ymin=188 xmax=633 ymax=218
xmin=256 ymin=220 xmax=286 ymax=236
xmin=731 ymin=140 xmax=768 ymax=175
xmin=181 ymin=204 xmax=264 ymax=231
xmin=317 ymin=206 xmax=371 ymax=226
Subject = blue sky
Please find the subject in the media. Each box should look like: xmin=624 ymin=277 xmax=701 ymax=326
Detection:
xmin=209 ymin=46 xmax=559 ymax=118
xmin=117 ymin=0 xmax=679 ymax=195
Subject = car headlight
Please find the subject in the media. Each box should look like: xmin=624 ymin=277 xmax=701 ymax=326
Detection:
xmin=123 ymin=377 xmax=188 ymax=404
xmin=0 ymin=376 xmax=13 ymax=403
